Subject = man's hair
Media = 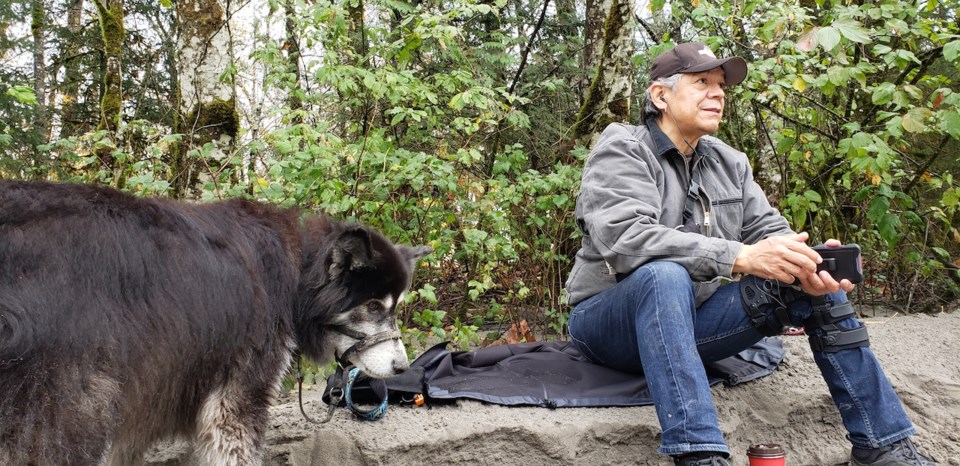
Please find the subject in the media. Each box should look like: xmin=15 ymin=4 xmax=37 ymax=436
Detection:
xmin=641 ymin=73 xmax=681 ymax=122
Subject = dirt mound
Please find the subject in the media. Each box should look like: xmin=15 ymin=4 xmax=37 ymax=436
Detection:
xmin=149 ymin=310 xmax=960 ymax=465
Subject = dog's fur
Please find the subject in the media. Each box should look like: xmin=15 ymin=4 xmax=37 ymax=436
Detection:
xmin=0 ymin=180 xmax=430 ymax=465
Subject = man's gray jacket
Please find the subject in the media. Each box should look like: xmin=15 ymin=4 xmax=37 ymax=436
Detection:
xmin=565 ymin=122 xmax=794 ymax=307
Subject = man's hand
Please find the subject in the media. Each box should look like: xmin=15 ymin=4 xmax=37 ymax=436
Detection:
xmin=795 ymin=239 xmax=857 ymax=296
xmin=734 ymin=233 xmax=856 ymax=296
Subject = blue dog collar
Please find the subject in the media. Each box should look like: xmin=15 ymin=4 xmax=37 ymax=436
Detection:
xmin=344 ymin=367 xmax=388 ymax=421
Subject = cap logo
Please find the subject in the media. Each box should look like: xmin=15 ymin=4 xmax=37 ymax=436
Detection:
xmin=698 ymin=48 xmax=717 ymax=59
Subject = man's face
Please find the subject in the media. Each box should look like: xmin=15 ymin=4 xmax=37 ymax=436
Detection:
xmin=660 ymin=67 xmax=727 ymax=142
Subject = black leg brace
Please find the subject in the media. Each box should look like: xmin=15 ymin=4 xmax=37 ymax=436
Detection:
xmin=804 ymin=296 xmax=870 ymax=352
xmin=739 ymin=275 xmax=803 ymax=336
xmin=740 ymin=275 xmax=871 ymax=352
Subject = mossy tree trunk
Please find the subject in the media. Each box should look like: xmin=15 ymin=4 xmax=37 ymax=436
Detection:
xmin=283 ymin=0 xmax=303 ymax=122
xmin=581 ymin=0 xmax=603 ymax=88
xmin=571 ymin=0 xmax=633 ymax=143
xmin=174 ymin=0 xmax=238 ymax=199
xmin=345 ymin=0 xmax=371 ymax=137
xmin=58 ymin=0 xmax=85 ymax=138
xmin=94 ymin=0 xmax=124 ymax=173
xmin=31 ymin=0 xmax=49 ymax=141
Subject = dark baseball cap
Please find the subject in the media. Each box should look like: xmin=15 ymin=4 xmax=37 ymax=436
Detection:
xmin=650 ymin=42 xmax=747 ymax=86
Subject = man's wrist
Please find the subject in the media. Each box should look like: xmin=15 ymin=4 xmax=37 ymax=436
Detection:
xmin=732 ymin=243 xmax=751 ymax=276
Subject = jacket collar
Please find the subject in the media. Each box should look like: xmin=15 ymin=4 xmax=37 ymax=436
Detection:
xmin=644 ymin=117 xmax=718 ymax=165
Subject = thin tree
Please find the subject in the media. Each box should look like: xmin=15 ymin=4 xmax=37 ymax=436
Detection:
xmin=58 ymin=0 xmax=87 ymax=138
xmin=174 ymin=0 xmax=238 ymax=198
xmin=94 ymin=0 xmax=124 ymax=173
xmin=31 ymin=0 xmax=49 ymax=140
xmin=571 ymin=0 xmax=634 ymax=142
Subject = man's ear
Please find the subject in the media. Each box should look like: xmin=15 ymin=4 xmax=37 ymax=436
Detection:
xmin=650 ymin=84 xmax=669 ymax=110
xmin=330 ymin=228 xmax=374 ymax=278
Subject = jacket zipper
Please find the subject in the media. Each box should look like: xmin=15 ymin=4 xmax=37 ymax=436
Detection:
xmin=686 ymin=155 xmax=713 ymax=237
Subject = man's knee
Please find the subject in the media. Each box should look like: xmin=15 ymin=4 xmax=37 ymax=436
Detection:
xmin=739 ymin=275 xmax=802 ymax=336
xmin=622 ymin=261 xmax=693 ymax=290
xmin=804 ymin=297 xmax=870 ymax=353
xmin=639 ymin=260 xmax=690 ymax=282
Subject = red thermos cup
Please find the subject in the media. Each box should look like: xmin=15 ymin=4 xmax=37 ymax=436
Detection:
xmin=747 ymin=443 xmax=785 ymax=466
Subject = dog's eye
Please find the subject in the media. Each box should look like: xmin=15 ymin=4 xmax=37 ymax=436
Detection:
xmin=366 ymin=301 xmax=386 ymax=313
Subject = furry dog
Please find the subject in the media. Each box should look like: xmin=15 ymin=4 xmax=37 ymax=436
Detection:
xmin=0 ymin=180 xmax=430 ymax=465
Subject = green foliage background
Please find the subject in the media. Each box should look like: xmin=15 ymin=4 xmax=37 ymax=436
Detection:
xmin=2 ymin=0 xmax=959 ymax=348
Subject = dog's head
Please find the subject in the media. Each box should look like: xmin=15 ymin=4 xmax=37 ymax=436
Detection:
xmin=295 ymin=217 xmax=430 ymax=379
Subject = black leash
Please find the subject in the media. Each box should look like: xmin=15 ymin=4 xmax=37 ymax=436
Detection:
xmin=296 ymin=351 xmax=342 ymax=424
xmin=294 ymin=328 xmax=402 ymax=424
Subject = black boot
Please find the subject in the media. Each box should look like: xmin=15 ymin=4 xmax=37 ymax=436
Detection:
xmin=673 ymin=452 xmax=731 ymax=466
xmin=851 ymin=438 xmax=937 ymax=465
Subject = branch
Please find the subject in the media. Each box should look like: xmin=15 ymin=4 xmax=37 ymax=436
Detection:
xmin=633 ymin=13 xmax=659 ymax=44
xmin=860 ymin=45 xmax=944 ymax=129
xmin=508 ymin=0 xmax=551 ymax=95
xmin=902 ymin=134 xmax=951 ymax=194
xmin=757 ymin=100 xmax=840 ymax=143
xmin=751 ymin=101 xmax=786 ymax=198
xmin=792 ymin=90 xmax=846 ymax=122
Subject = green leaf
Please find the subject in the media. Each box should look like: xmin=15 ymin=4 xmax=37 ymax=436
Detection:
xmin=803 ymin=190 xmax=822 ymax=203
xmin=818 ymin=26 xmax=841 ymax=52
xmin=877 ymin=212 xmax=901 ymax=247
xmin=833 ymin=18 xmax=871 ymax=44
xmin=792 ymin=76 xmax=807 ymax=92
xmin=417 ymin=283 xmax=438 ymax=304
xmin=945 ymin=40 xmax=960 ymax=62
xmin=6 ymin=85 xmax=37 ymax=105
xmin=552 ymin=194 xmax=569 ymax=208
xmin=941 ymin=111 xmax=960 ymax=140
xmin=868 ymin=196 xmax=890 ymax=223
xmin=870 ymin=82 xmax=896 ymax=105
xmin=901 ymin=114 xmax=924 ymax=133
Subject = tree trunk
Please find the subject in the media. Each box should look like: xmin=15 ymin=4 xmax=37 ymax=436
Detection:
xmin=347 ymin=0 xmax=367 ymax=61
xmin=582 ymin=0 xmax=603 ymax=85
xmin=58 ymin=0 xmax=85 ymax=138
xmin=283 ymin=0 xmax=303 ymax=121
xmin=31 ymin=0 xmax=49 ymax=140
xmin=175 ymin=0 xmax=238 ymax=198
xmin=572 ymin=0 xmax=633 ymax=142
xmin=345 ymin=0 xmax=370 ymax=137
xmin=94 ymin=0 xmax=124 ymax=172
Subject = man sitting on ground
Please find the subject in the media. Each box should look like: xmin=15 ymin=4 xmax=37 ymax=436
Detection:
xmin=565 ymin=41 xmax=936 ymax=466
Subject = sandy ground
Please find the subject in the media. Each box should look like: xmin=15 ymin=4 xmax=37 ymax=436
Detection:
xmin=149 ymin=310 xmax=960 ymax=465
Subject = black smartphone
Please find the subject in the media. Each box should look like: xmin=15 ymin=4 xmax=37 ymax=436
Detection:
xmin=813 ymin=244 xmax=864 ymax=284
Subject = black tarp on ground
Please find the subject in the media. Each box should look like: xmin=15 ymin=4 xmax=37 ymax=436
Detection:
xmin=323 ymin=338 xmax=785 ymax=409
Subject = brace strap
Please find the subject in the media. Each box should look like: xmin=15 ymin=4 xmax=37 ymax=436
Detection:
xmin=739 ymin=276 xmax=798 ymax=336
xmin=804 ymin=298 xmax=870 ymax=353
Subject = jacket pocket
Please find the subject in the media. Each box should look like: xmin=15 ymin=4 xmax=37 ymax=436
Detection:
xmin=711 ymin=197 xmax=744 ymax=240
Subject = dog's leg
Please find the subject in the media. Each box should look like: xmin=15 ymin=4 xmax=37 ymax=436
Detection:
xmin=101 ymin=441 xmax=146 ymax=466
xmin=192 ymin=356 xmax=294 ymax=466
xmin=3 ymin=369 xmax=121 ymax=466
xmin=193 ymin=385 xmax=267 ymax=466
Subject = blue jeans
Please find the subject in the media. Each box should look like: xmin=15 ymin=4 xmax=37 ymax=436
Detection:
xmin=567 ymin=261 xmax=915 ymax=457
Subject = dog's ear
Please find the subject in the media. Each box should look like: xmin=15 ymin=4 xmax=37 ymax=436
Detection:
xmin=330 ymin=228 xmax=375 ymax=278
xmin=398 ymin=245 xmax=432 ymax=268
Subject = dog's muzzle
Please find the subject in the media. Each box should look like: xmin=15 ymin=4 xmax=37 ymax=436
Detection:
xmin=330 ymin=326 xmax=402 ymax=368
